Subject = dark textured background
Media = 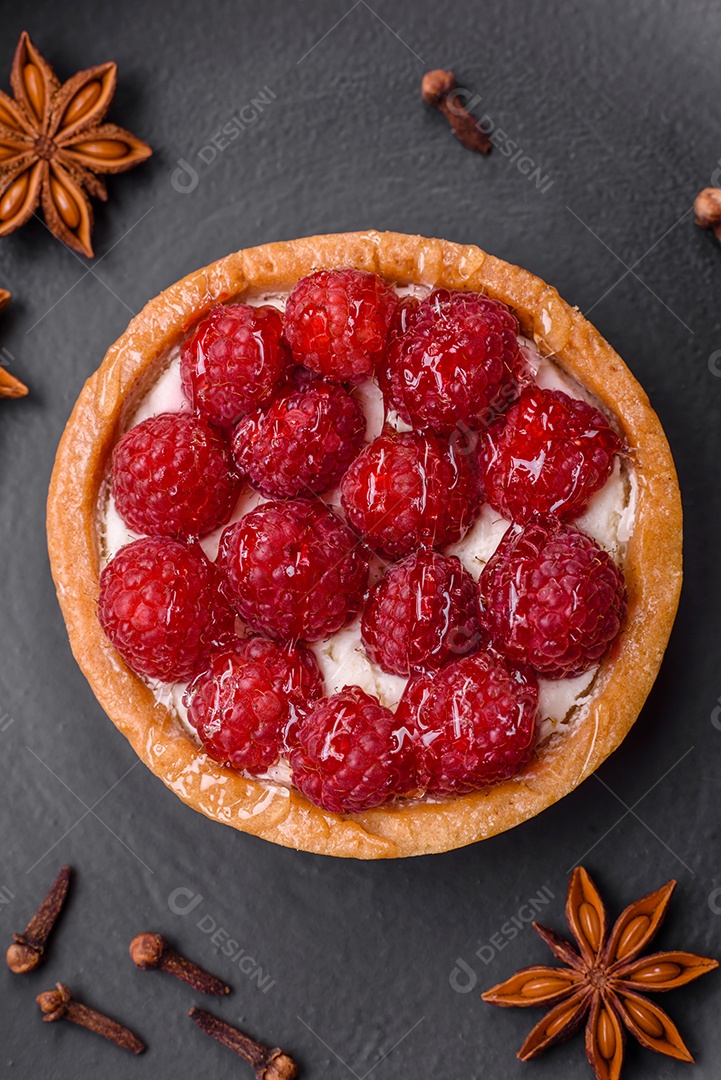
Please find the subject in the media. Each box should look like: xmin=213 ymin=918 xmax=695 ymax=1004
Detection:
xmin=1 ymin=1 xmax=720 ymax=1076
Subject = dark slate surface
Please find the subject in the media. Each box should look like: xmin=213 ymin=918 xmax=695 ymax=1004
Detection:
xmin=1 ymin=1 xmax=720 ymax=1076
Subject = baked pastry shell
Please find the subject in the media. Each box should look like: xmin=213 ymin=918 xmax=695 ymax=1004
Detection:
xmin=47 ymin=230 xmax=682 ymax=859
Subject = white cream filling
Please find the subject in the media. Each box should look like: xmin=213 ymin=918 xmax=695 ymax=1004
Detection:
xmin=97 ymin=288 xmax=636 ymax=764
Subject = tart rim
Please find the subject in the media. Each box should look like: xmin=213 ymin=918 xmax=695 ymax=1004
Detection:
xmin=46 ymin=229 xmax=682 ymax=860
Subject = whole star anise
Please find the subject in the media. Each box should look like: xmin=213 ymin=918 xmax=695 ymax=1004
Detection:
xmin=483 ymin=867 xmax=718 ymax=1080
xmin=0 ymin=288 xmax=27 ymax=399
xmin=0 ymin=32 xmax=151 ymax=258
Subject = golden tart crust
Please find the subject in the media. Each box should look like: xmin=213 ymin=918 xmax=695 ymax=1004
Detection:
xmin=47 ymin=231 xmax=682 ymax=859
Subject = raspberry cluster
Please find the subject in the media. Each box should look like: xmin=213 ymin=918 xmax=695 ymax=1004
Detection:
xmin=101 ymin=269 xmax=627 ymax=815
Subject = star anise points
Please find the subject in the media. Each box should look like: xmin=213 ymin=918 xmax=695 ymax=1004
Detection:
xmin=0 ymin=288 xmax=27 ymax=398
xmin=0 ymin=32 xmax=151 ymax=257
xmin=482 ymin=867 xmax=718 ymax=1080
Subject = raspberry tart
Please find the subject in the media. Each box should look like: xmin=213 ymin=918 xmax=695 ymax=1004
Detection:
xmin=47 ymin=232 xmax=681 ymax=858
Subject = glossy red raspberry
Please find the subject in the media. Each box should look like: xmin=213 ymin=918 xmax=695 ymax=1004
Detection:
xmin=481 ymin=386 xmax=624 ymax=523
xmin=388 ymin=294 xmax=420 ymax=338
xmin=231 ymin=379 xmax=365 ymax=499
xmin=361 ymin=551 xmax=482 ymax=676
xmin=218 ymin=500 xmax=369 ymax=642
xmin=288 ymin=686 xmax=416 ymax=813
xmin=340 ymin=427 xmax=481 ymax=559
xmin=284 ymin=269 xmax=399 ymax=381
xmin=396 ymin=650 xmax=538 ymax=796
xmin=181 ymin=303 xmax=291 ymax=426
xmin=381 ymin=289 xmax=524 ymax=433
xmin=479 ymin=518 xmax=628 ymax=679
xmin=111 ymin=412 xmax=240 ymax=539
xmin=186 ymin=638 xmax=323 ymax=774
xmin=98 ymin=537 xmax=236 ymax=682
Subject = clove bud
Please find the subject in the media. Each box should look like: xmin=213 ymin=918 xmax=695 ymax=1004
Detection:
xmin=189 ymin=1006 xmax=298 ymax=1079
xmin=36 ymin=982 xmax=144 ymax=1054
xmin=694 ymin=187 xmax=721 ymax=241
xmin=130 ymin=931 xmax=231 ymax=995
xmin=7 ymin=866 xmax=71 ymax=974
xmin=421 ymin=69 xmax=491 ymax=154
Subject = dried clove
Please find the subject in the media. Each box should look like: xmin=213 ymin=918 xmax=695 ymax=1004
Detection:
xmin=6 ymin=865 xmax=71 ymax=974
xmin=694 ymin=187 xmax=721 ymax=242
xmin=189 ymin=1006 xmax=298 ymax=1079
xmin=129 ymin=931 xmax=231 ymax=994
xmin=36 ymin=982 xmax=145 ymax=1054
xmin=421 ymin=69 xmax=492 ymax=154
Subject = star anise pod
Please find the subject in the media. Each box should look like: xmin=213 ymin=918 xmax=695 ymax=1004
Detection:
xmin=0 ymin=288 xmax=27 ymax=399
xmin=483 ymin=867 xmax=718 ymax=1080
xmin=0 ymin=32 xmax=152 ymax=258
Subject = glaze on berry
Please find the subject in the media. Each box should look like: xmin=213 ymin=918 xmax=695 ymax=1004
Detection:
xmin=111 ymin=412 xmax=240 ymax=539
xmin=340 ymin=427 xmax=481 ymax=559
xmin=481 ymin=386 xmax=624 ymax=522
xmin=288 ymin=686 xmax=416 ymax=813
xmin=98 ymin=537 xmax=236 ymax=682
xmin=381 ymin=289 xmax=524 ymax=432
xmin=181 ymin=303 xmax=291 ymax=426
xmin=186 ymin=638 xmax=323 ymax=774
xmin=480 ymin=518 xmax=628 ymax=679
xmin=217 ymin=500 xmax=369 ymax=641
xmin=396 ymin=650 xmax=538 ymax=796
xmin=284 ymin=268 xmax=399 ymax=382
xmin=361 ymin=551 xmax=482 ymax=676
xmin=231 ymin=379 xmax=365 ymax=499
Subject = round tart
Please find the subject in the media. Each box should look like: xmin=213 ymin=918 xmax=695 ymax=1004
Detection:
xmin=47 ymin=231 xmax=682 ymax=859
